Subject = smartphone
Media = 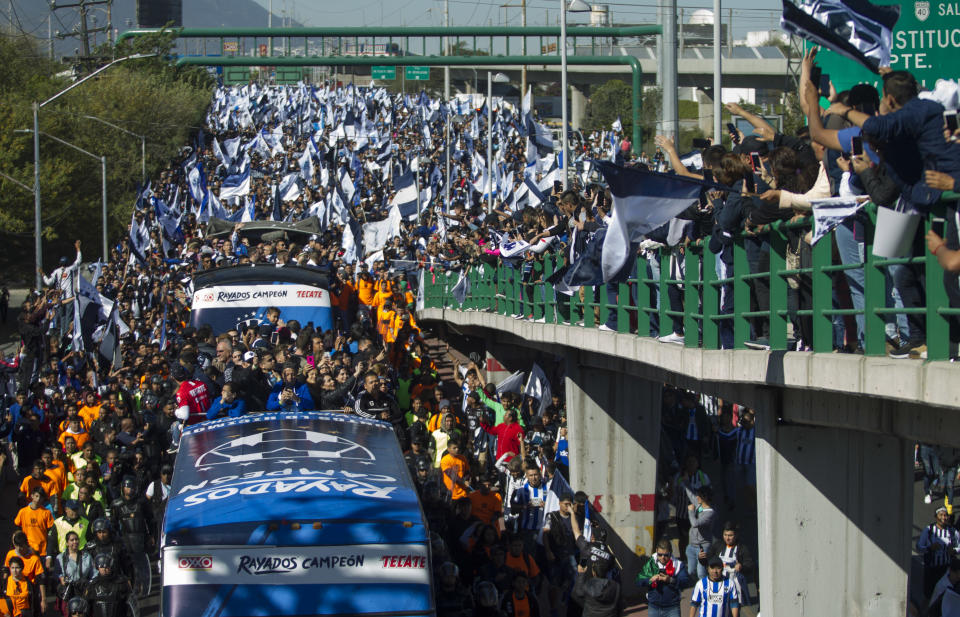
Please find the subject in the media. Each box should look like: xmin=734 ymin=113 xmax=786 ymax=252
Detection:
xmin=270 ymin=330 xmax=279 ymax=345
xmin=692 ymin=137 xmax=711 ymax=149
xmin=702 ymin=169 xmax=714 ymax=184
xmin=750 ymin=152 xmax=762 ymax=171
xmin=818 ymin=73 xmax=831 ymax=98
xmin=851 ymin=136 xmax=864 ymax=156
xmin=932 ymin=217 xmax=946 ymax=237
xmin=726 ymin=123 xmax=740 ymax=145
xmin=810 ymin=65 xmax=822 ymax=90
xmin=946 ymin=110 xmax=959 ymax=132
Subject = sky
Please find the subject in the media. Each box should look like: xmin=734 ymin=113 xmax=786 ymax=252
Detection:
xmin=248 ymin=0 xmax=783 ymax=39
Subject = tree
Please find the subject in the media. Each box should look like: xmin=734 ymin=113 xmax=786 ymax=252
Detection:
xmin=583 ymin=79 xmax=633 ymax=135
xmin=0 ymin=31 xmax=213 ymax=277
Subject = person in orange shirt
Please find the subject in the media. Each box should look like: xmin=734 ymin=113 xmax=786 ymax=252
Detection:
xmin=58 ymin=417 xmax=90 ymax=452
xmin=1 ymin=556 xmax=36 ymax=617
xmin=18 ymin=461 xmax=57 ymax=508
xmin=377 ymin=298 xmax=398 ymax=343
xmin=77 ymin=391 xmax=102 ymax=427
xmin=468 ymin=473 xmax=504 ymax=529
xmin=502 ymin=571 xmax=540 ymax=617
xmin=14 ymin=487 xmax=54 ymax=556
xmin=439 ymin=439 xmax=471 ymax=501
xmin=4 ymin=531 xmax=46 ymax=586
xmin=356 ymin=271 xmax=376 ymax=307
xmin=505 ymin=534 xmax=542 ymax=585
xmin=40 ymin=449 xmax=66 ymax=502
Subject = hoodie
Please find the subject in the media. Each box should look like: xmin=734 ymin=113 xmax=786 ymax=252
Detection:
xmin=572 ymin=570 xmax=622 ymax=617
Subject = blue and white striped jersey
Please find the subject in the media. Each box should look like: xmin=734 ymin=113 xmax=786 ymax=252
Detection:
xmin=691 ymin=576 xmax=740 ymax=617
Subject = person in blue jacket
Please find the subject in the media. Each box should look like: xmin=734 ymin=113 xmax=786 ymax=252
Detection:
xmin=265 ymin=363 xmax=315 ymax=412
xmin=206 ymin=383 xmax=247 ymax=420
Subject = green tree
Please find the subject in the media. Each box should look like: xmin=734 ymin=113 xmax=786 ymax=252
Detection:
xmin=583 ymin=79 xmax=632 ymax=136
xmin=0 ymin=31 xmax=213 ymax=277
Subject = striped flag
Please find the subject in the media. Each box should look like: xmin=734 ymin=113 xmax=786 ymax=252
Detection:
xmin=780 ymin=0 xmax=900 ymax=72
xmin=583 ymin=500 xmax=594 ymax=542
xmin=810 ymin=196 xmax=866 ymax=244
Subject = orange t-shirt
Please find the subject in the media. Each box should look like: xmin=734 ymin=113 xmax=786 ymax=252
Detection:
xmin=3 ymin=550 xmax=44 ymax=584
xmin=78 ymin=403 xmax=101 ymax=427
xmin=357 ymin=279 xmax=376 ymax=306
xmin=1 ymin=576 xmax=34 ymax=616
xmin=440 ymin=453 xmax=470 ymax=500
xmin=43 ymin=464 xmax=66 ymax=500
xmin=505 ymin=552 xmax=540 ymax=580
xmin=467 ymin=490 xmax=503 ymax=526
xmin=508 ymin=592 xmax=532 ymax=617
xmin=58 ymin=428 xmax=90 ymax=451
xmin=18 ymin=475 xmax=57 ymax=503
xmin=14 ymin=506 xmax=53 ymax=556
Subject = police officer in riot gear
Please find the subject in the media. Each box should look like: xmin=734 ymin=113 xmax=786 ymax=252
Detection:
xmin=85 ymin=518 xmax=133 ymax=581
xmin=109 ymin=476 xmax=154 ymax=597
xmin=85 ymin=553 xmax=136 ymax=617
xmin=67 ymin=596 xmax=90 ymax=616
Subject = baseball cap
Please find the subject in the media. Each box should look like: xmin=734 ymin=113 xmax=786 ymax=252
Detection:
xmin=243 ymin=351 xmax=256 ymax=362
xmin=707 ymin=556 xmax=724 ymax=568
xmin=63 ymin=499 xmax=79 ymax=511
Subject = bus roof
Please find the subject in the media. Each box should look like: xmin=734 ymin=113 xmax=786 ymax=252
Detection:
xmin=164 ymin=412 xmax=426 ymax=548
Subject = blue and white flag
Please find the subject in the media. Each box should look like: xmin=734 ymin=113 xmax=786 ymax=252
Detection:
xmin=159 ymin=302 xmax=168 ymax=351
xmin=452 ymin=269 xmax=471 ymax=305
xmin=496 ymin=370 xmax=526 ymax=395
xmin=219 ymin=166 xmax=251 ymax=200
xmin=596 ymin=161 xmax=703 ymax=281
xmin=524 ymin=363 xmax=552 ymax=417
xmin=391 ymin=169 xmax=419 ymax=220
xmin=279 ymin=172 xmax=302 ymax=202
xmin=780 ymin=0 xmax=900 ymax=72
xmin=583 ymin=501 xmax=594 ymax=542
xmin=187 ymin=161 xmax=207 ymax=203
xmin=810 ymin=196 xmax=865 ymax=244
xmin=612 ymin=116 xmax=622 ymax=134
xmin=128 ymin=211 xmax=150 ymax=263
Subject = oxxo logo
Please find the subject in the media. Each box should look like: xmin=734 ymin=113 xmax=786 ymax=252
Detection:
xmin=178 ymin=555 xmax=213 ymax=570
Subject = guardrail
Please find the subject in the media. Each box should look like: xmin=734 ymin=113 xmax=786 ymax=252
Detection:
xmin=423 ymin=196 xmax=960 ymax=361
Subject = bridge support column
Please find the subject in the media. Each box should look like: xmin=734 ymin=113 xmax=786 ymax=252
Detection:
xmin=755 ymin=414 xmax=912 ymax=617
xmin=565 ymin=361 xmax=660 ymax=581
xmin=570 ymin=84 xmax=587 ymax=131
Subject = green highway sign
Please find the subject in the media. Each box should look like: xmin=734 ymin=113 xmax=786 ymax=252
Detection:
xmin=813 ymin=0 xmax=960 ymax=91
xmin=371 ymin=66 xmax=396 ymax=80
xmin=405 ymin=66 xmax=430 ymax=81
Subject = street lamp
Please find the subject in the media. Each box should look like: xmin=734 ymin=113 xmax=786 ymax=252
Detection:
xmin=487 ymin=71 xmax=509 ymax=213
xmin=560 ymin=0 xmax=590 ymax=191
xmin=30 ymin=53 xmax=155 ymax=288
xmin=18 ymin=129 xmax=108 ymax=263
xmin=82 ymin=114 xmax=146 ymax=185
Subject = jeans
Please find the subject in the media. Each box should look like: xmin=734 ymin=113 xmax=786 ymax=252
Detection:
xmin=686 ymin=543 xmax=707 ymax=581
xmin=889 ymin=263 xmax=925 ymax=343
xmin=920 ymin=445 xmax=943 ymax=496
xmin=944 ymin=465 xmax=958 ymax=503
xmin=834 ymin=222 xmax=865 ymax=347
xmin=647 ymin=604 xmax=681 ymax=617
xmin=716 ymin=253 xmax=734 ymax=349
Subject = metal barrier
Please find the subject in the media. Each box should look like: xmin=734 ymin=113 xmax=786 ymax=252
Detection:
xmin=423 ymin=196 xmax=960 ymax=361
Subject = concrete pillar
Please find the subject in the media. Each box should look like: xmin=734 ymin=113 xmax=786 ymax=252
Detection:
xmin=570 ymin=84 xmax=587 ymax=132
xmin=565 ymin=361 xmax=661 ymax=581
xmin=755 ymin=413 xmax=912 ymax=617
xmin=696 ymin=89 xmax=714 ymax=137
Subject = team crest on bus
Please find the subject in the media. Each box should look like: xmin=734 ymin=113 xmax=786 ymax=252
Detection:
xmin=915 ymin=1 xmax=930 ymax=20
xmin=196 ymin=429 xmax=376 ymax=466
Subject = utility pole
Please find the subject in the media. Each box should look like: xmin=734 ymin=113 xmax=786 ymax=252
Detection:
xmin=79 ymin=1 xmax=90 ymax=56
xmin=713 ymin=0 xmax=722 ymax=143
xmin=660 ymin=0 xmax=678 ymax=144
xmin=521 ymin=0 xmax=527 ymax=96
xmin=48 ymin=14 xmax=54 ymax=60
xmin=443 ymin=0 xmax=450 ymax=100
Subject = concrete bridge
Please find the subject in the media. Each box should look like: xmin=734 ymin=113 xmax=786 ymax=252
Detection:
xmin=419 ymin=307 xmax=959 ymax=617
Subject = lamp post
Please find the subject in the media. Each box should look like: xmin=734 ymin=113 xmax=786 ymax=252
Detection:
xmin=19 ymin=129 xmax=108 ymax=262
xmin=560 ymin=0 xmax=590 ymax=191
xmin=29 ymin=53 xmax=155 ymax=288
xmin=82 ymin=114 xmax=147 ymax=185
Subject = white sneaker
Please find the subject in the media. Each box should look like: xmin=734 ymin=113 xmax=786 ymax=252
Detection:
xmin=598 ymin=324 xmax=616 ymax=332
xmin=925 ymin=494 xmax=933 ymax=504
xmin=658 ymin=332 xmax=684 ymax=344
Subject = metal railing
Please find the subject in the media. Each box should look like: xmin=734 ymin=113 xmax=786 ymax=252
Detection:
xmin=423 ymin=196 xmax=960 ymax=361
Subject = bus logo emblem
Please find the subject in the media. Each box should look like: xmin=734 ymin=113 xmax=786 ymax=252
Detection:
xmin=196 ymin=428 xmax=376 ymax=466
xmin=178 ymin=555 xmax=213 ymax=570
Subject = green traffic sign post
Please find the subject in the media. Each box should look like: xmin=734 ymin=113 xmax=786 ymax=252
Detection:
xmin=371 ymin=66 xmax=396 ymax=80
xmin=405 ymin=66 xmax=430 ymax=81
xmin=814 ymin=0 xmax=960 ymax=91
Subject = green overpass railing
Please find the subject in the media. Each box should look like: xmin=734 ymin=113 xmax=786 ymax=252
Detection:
xmin=423 ymin=197 xmax=960 ymax=361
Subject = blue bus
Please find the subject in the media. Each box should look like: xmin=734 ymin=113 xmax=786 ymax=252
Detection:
xmin=190 ymin=264 xmax=334 ymax=335
xmin=160 ymin=412 xmax=434 ymax=617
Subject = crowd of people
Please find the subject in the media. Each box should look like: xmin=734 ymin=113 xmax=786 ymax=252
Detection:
xmin=0 ymin=65 xmax=768 ymax=617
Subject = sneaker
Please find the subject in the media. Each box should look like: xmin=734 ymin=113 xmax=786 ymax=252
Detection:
xmin=744 ymin=337 xmax=770 ymax=350
xmin=925 ymin=493 xmax=933 ymax=504
xmin=889 ymin=340 xmax=925 ymax=359
xmin=574 ymin=320 xmax=585 ymax=327
xmin=885 ymin=336 xmax=901 ymax=355
xmin=909 ymin=344 xmax=928 ymax=360
xmin=534 ymin=317 xmax=546 ymax=323
xmin=598 ymin=324 xmax=616 ymax=332
xmin=658 ymin=332 xmax=684 ymax=345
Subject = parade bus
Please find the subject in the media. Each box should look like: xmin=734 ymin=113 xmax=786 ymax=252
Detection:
xmin=190 ymin=263 xmax=333 ymax=335
xmin=160 ymin=412 xmax=434 ymax=617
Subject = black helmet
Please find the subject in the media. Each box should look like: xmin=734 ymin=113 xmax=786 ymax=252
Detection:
xmin=438 ymin=561 xmax=459 ymax=578
xmin=94 ymin=553 xmax=114 ymax=569
xmin=121 ymin=476 xmax=137 ymax=490
xmin=67 ymin=596 xmax=89 ymax=613
xmin=475 ymin=581 xmax=499 ymax=608
xmin=415 ymin=458 xmax=431 ymax=472
xmin=92 ymin=518 xmax=111 ymax=534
